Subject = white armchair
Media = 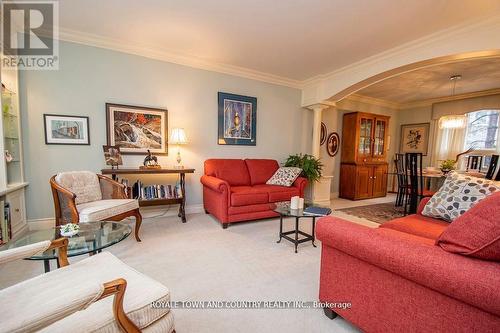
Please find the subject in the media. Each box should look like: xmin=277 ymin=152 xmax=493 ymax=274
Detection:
xmin=0 ymin=239 xmax=175 ymax=333
xmin=50 ymin=171 xmax=142 ymax=241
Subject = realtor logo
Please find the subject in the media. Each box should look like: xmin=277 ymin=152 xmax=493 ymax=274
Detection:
xmin=1 ymin=1 xmax=59 ymax=69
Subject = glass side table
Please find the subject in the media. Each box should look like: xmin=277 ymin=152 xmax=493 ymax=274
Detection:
xmin=272 ymin=201 xmax=330 ymax=253
xmin=0 ymin=221 xmax=131 ymax=272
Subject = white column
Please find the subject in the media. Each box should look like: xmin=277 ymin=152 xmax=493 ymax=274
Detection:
xmin=307 ymin=104 xmax=330 ymax=157
xmin=305 ymin=103 xmax=333 ymax=204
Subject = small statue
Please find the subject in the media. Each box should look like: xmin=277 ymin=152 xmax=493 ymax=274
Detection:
xmin=143 ymin=150 xmax=160 ymax=168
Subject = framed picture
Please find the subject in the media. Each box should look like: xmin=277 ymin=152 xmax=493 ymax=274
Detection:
xmin=106 ymin=103 xmax=168 ymax=155
xmin=43 ymin=114 xmax=90 ymax=145
xmin=320 ymin=122 xmax=327 ymax=145
xmin=218 ymin=92 xmax=257 ymax=146
xmin=102 ymin=145 xmax=123 ymax=167
xmin=326 ymin=132 xmax=340 ymax=157
xmin=400 ymin=123 xmax=430 ymax=155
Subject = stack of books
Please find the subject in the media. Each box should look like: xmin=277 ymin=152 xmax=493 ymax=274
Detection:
xmin=131 ymin=180 xmax=182 ymax=200
xmin=0 ymin=202 xmax=11 ymax=245
xmin=303 ymin=206 xmax=332 ymax=216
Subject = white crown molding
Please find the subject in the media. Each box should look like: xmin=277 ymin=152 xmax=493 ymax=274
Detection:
xmin=57 ymin=28 xmax=303 ymax=89
xmin=303 ymin=14 xmax=500 ymax=88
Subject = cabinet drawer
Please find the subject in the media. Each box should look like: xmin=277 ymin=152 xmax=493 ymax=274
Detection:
xmin=6 ymin=189 xmax=25 ymax=231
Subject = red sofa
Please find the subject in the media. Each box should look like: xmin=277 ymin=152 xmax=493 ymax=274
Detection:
xmin=200 ymin=159 xmax=307 ymax=228
xmin=316 ymin=198 xmax=500 ymax=332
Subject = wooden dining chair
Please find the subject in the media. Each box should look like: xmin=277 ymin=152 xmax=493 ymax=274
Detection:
xmin=466 ymin=155 xmax=483 ymax=172
xmin=394 ymin=154 xmax=407 ymax=207
xmin=404 ymin=153 xmax=435 ymax=215
xmin=485 ymin=155 xmax=499 ymax=180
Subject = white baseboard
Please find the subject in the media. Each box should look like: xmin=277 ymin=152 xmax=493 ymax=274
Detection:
xmin=27 ymin=204 xmax=205 ymax=227
xmin=28 ymin=218 xmax=55 ymax=230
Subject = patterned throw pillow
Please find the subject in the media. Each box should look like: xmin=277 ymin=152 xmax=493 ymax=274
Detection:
xmin=422 ymin=172 xmax=500 ymax=222
xmin=266 ymin=167 xmax=302 ymax=187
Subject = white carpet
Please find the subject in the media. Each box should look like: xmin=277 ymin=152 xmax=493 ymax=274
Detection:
xmin=0 ymin=201 xmax=390 ymax=332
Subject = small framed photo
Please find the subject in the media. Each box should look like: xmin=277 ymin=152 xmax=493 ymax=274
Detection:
xmin=106 ymin=103 xmax=168 ymax=155
xmin=218 ymin=92 xmax=257 ymax=146
xmin=43 ymin=114 xmax=90 ymax=145
xmin=400 ymin=123 xmax=430 ymax=155
xmin=103 ymin=145 xmax=123 ymax=167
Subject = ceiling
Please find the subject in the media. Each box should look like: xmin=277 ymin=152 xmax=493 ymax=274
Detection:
xmin=53 ymin=0 xmax=500 ymax=82
xmin=356 ymin=58 xmax=500 ymax=104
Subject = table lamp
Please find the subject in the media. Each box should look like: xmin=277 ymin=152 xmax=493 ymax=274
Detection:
xmin=170 ymin=128 xmax=188 ymax=169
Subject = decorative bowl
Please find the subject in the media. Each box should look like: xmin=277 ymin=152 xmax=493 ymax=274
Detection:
xmin=60 ymin=223 xmax=80 ymax=237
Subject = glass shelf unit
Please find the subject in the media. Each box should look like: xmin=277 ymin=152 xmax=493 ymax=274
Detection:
xmin=1 ymin=88 xmax=23 ymax=186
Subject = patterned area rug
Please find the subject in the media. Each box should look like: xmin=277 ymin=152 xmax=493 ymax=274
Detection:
xmin=337 ymin=203 xmax=404 ymax=224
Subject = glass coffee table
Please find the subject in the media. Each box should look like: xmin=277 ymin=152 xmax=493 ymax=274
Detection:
xmin=272 ymin=202 xmax=330 ymax=253
xmin=0 ymin=221 xmax=131 ymax=272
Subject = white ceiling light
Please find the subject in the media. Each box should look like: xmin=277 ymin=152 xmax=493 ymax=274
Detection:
xmin=438 ymin=75 xmax=467 ymax=129
xmin=439 ymin=115 xmax=467 ymax=129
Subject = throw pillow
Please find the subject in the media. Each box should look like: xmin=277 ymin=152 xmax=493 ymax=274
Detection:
xmin=422 ymin=172 xmax=500 ymax=222
xmin=436 ymin=191 xmax=500 ymax=261
xmin=266 ymin=167 xmax=302 ymax=187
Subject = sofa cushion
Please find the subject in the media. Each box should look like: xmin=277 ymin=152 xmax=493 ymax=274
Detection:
xmin=245 ymin=159 xmax=279 ymax=185
xmin=436 ymin=191 xmax=500 ymax=261
xmin=228 ymin=203 xmax=272 ymax=215
xmin=55 ymin=171 xmax=102 ymax=205
xmin=380 ymin=215 xmax=449 ymax=240
xmin=266 ymin=167 xmax=302 ymax=187
xmin=230 ymin=186 xmax=269 ymax=207
xmin=204 ymin=159 xmax=250 ymax=186
xmin=422 ymin=172 xmax=500 ymax=222
xmin=77 ymin=199 xmax=139 ymax=222
xmin=253 ymin=184 xmax=300 ymax=203
xmin=39 ymin=252 xmax=172 ymax=332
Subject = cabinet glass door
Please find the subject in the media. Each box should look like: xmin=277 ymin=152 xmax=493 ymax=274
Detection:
xmin=1 ymin=87 xmax=22 ymax=185
xmin=373 ymin=119 xmax=386 ymax=156
xmin=358 ymin=117 xmax=373 ymax=157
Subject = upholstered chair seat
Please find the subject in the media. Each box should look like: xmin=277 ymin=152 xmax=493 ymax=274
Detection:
xmin=50 ymin=171 xmax=142 ymax=241
xmin=0 ymin=239 xmax=175 ymax=333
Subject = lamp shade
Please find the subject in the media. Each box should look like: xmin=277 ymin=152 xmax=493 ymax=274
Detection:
xmin=438 ymin=115 xmax=467 ymax=129
xmin=170 ymin=128 xmax=188 ymax=144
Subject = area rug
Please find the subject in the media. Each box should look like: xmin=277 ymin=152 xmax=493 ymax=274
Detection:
xmin=337 ymin=203 xmax=404 ymax=224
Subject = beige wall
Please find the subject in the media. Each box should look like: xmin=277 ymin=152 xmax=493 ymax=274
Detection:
xmin=20 ymin=40 xmax=312 ymax=220
xmin=321 ymin=99 xmax=399 ymax=195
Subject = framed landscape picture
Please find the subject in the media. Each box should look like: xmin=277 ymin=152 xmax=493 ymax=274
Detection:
xmin=218 ymin=92 xmax=257 ymax=146
xmin=400 ymin=123 xmax=430 ymax=155
xmin=43 ymin=114 xmax=90 ymax=145
xmin=106 ymin=103 xmax=168 ymax=155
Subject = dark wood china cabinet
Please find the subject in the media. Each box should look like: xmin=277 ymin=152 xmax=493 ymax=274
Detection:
xmin=340 ymin=112 xmax=390 ymax=200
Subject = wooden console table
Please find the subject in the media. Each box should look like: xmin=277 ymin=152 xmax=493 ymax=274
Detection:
xmin=101 ymin=168 xmax=195 ymax=223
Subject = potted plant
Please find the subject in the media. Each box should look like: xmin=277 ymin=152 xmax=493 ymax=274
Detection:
xmin=284 ymin=154 xmax=323 ymax=182
xmin=439 ymin=159 xmax=456 ymax=174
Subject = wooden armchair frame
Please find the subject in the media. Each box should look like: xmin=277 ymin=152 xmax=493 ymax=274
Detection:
xmin=50 ymin=174 xmax=142 ymax=242
xmin=37 ymin=238 xmax=141 ymax=332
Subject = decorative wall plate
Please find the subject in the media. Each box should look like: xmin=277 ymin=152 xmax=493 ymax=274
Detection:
xmin=326 ymin=132 xmax=340 ymax=157
xmin=320 ymin=122 xmax=327 ymax=145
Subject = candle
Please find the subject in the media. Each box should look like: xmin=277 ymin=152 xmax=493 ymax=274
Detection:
xmin=290 ymin=196 xmax=299 ymax=209
xmin=298 ymin=197 xmax=304 ymax=209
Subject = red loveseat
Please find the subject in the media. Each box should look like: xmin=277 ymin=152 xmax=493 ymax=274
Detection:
xmin=316 ymin=198 xmax=500 ymax=332
xmin=200 ymin=159 xmax=307 ymax=228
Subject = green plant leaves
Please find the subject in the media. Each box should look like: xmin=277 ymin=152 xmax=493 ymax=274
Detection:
xmin=284 ymin=153 xmax=323 ymax=182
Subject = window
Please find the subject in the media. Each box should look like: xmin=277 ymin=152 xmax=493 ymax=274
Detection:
xmin=464 ymin=110 xmax=500 ymax=150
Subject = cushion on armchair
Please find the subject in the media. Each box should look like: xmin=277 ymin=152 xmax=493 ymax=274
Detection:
xmin=77 ymin=199 xmax=139 ymax=222
xmin=55 ymin=171 xmax=103 ymax=205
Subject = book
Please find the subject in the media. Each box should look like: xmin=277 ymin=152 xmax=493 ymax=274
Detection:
xmin=303 ymin=206 xmax=332 ymax=216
